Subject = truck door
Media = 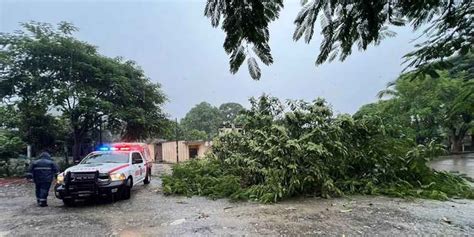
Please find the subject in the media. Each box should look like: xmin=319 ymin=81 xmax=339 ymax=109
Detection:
xmin=131 ymin=152 xmax=145 ymax=183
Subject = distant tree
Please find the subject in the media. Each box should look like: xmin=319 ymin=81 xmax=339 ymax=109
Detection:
xmin=353 ymin=100 xmax=407 ymax=128
xmin=219 ymin=102 xmax=244 ymax=124
xmin=159 ymin=119 xmax=208 ymax=141
xmin=181 ymin=102 xmax=223 ymax=139
xmin=357 ymin=54 xmax=474 ymax=152
xmin=183 ymin=129 xmax=208 ymax=141
xmin=159 ymin=119 xmax=180 ymax=141
xmin=205 ymin=0 xmax=472 ymax=80
xmin=375 ymin=59 xmax=473 ymax=152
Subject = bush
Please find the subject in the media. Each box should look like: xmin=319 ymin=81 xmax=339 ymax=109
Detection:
xmin=162 ymin=96 xmax=474 ymax=203
xmin=0 ymin=156 xmax=71 ymax=177
xmin=53 ymin=157 xmax=73 ymax=172
xmin=0 ymin=133 xmax=24 ymax=158
xmin=0 ymin=157 xmax=29 ymax=177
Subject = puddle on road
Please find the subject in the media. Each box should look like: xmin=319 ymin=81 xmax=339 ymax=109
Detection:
xmin=429 ymin=153 xmax=474 ymax=178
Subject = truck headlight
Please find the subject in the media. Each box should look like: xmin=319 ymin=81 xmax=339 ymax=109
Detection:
xmin=56 ymin=173 xmax=65 ymax=185
xmin=110 ymin=173 xmax=126 ymax=181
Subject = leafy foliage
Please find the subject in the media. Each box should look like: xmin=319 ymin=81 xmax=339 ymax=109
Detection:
xmin=204 ymin=0 xmax=282 ymax=79
xmin=0 ymin=104 xmax=67 ymax=155
xmin=163 ymin=95 xmax=474 ymax=203
xmin=107 ymin=61 xmax=167 ymax=141
xmin=0 ymin=133 xmax=24 ymax=160
xmin=18 ymin=103 xmax=67 ymax=151
xmin=162 ymin=159 xmax=242 ymax=199
xmin=205 ymin=0 xmax=473 ymax=80
xmin=0 ymin=105 xmax=19 ymax=129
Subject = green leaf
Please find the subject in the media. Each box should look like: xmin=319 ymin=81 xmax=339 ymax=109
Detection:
xmin=247 ymin=57 xmax=261 ymax=80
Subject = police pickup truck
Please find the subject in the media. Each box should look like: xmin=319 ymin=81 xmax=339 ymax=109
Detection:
xmin=54 ymin=143 xmax=153 ymax=206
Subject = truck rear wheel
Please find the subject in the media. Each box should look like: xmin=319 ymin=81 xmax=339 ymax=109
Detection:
xmin=144 ymin=169 xmax=151 ymax=185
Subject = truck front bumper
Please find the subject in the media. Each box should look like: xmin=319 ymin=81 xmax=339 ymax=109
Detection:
xmin=54 ymin=181 xmax=125 ymax=200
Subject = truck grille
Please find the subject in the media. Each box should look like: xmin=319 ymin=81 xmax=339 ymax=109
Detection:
xmin=64 ymin=171 xmax=112 ymax=191
xmin=70 ymin=172 xmax=97 ymax=183
xmin=65 ymin=171 xmax=98 ymax=191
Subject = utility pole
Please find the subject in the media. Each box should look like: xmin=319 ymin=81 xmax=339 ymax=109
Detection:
xmin=27 ymin=145 xmax=32 ymax=159
xmin=99 ymin=115 xmax=102 ymax=145
xmin=175 ymin=118 xmax=179 ymax=163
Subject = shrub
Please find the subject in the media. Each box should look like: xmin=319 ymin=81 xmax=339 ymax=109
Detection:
xmin=0 ymin=133 xmax=24 ymax=159
xmin=0 ymin=157 xmax=29 ymax=177
xmin=162 ymin=96 xmax=474 ymax=203
xmin=0 ymin=156 xmax=71 ymax=177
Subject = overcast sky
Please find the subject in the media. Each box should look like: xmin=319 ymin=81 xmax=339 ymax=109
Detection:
xmin=1 ymin=0 xmax=418 ymax=118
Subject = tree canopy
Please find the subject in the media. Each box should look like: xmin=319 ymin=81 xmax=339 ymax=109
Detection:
xmin=181 ymin=102 xmax=223 ymax=139
xmin=205 ymin=0 xmax=473 ymax=80
xmin=358 ymin=54 xmax=474 ymax=152
xmin=178 ymin=102 xmax=245 ymax=140
xmin=219 ymin=102 xmax=244 ymax=124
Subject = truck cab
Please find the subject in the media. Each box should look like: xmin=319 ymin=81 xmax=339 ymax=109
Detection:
xmin=54 ymin=143 xmax=153 ymax=206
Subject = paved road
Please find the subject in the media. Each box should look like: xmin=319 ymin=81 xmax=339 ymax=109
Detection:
xmin=430 ymin=153 xmax=474 ymax=178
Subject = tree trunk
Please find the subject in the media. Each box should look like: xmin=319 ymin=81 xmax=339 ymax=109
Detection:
xmin=64 ymin=143 xmax=69 ymax=166
xmin=72 ymin=131 xmax=82 ymax=163
xmin=5 ymin=159 xmax=10 ymax=177
xmin=471 ymin=134 xmax=474 ymax=151
xmin=451 ymin=136 xmax=463 ymax=153
xmin=27 ymin=145 xmax=32 ymax=158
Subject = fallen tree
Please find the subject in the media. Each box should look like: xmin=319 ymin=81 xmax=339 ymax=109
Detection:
xmin=162 ymin=96 xmax=474 ymax=203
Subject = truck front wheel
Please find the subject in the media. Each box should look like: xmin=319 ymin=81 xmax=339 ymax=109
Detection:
xmin=121 ymin=177 xmax=132 ymax=200
xmin=63 ymin=198 xmax=75 ymax=206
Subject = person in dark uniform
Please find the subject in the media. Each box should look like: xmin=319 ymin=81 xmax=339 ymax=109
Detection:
xmin=27 ymin=151 xmax=60 ymax=207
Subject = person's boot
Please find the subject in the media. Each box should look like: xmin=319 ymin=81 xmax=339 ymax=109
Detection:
xmin=39 ymin=201 xmax=48 ymax=207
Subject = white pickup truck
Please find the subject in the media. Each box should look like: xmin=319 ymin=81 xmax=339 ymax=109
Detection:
xmin=54 ymin=143 xmax=153 ymax=206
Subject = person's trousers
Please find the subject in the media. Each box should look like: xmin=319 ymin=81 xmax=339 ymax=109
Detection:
xmin=35 ymin=182 xmax=52 ymax=204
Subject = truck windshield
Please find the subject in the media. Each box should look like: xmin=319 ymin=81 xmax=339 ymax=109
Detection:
xmin=81 ymin=152 xmax=129 ymax=164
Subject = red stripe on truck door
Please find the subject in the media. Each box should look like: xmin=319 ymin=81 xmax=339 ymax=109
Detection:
xmin=108 ymin=164 xmax=129 ymax=174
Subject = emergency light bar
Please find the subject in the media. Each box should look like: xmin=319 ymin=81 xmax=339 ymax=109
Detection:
xmin=98 ymin=146 xmax=109 ymax=151
xmin=97 ymin=145 xmax=131 ymax=151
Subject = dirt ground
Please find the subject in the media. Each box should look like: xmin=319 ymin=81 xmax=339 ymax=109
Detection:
xmin=1 ymin=164 xmax=473 ymax=236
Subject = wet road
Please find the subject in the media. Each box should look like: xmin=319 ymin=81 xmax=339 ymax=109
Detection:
xmin=430 ymin=153 xmax=474 ymax=178
xmin=0 ymin=164 xmax=473 ymax=236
